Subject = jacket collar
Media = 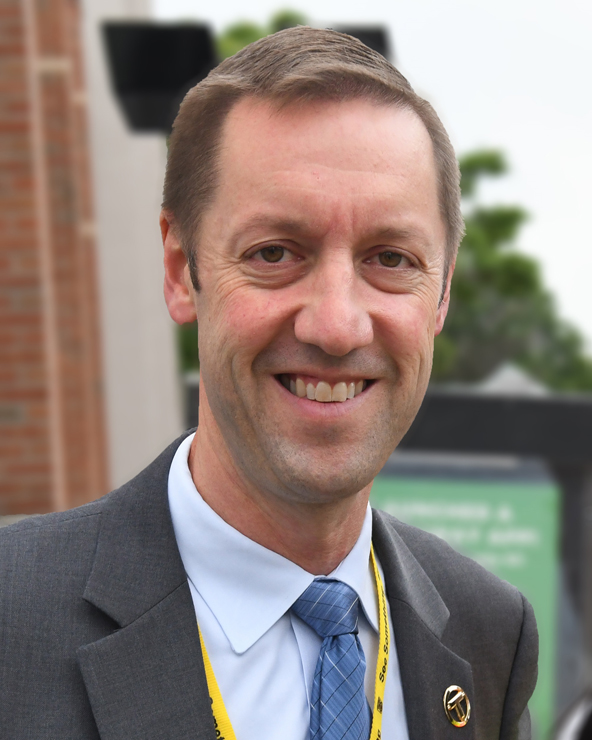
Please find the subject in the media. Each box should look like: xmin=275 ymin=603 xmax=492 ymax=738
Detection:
xmin=372 ymin=508 xmax=450 ymax=639
xmin=82 ymin=432 xmax=194 ymax=627
xmin=373 ymin=509 xmax=475 ymax=740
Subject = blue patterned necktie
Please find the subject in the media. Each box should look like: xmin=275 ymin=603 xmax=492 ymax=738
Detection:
xmin=292 ymin=578 xmax=372 ymax=740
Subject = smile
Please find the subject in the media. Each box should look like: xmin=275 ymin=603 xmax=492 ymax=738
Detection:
xmin=277 ymin=374 xmax=370 ymax=403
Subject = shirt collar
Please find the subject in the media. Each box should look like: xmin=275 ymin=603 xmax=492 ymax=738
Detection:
xmin=168 ymin=433 xmax=378 ymax=654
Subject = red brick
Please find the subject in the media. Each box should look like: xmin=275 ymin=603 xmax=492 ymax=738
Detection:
xmin=0 ymin=0 xmax=108 ymax=513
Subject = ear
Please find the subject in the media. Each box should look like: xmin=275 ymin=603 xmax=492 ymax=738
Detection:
xmin=161 ymin=210 xmax=197 ymax=324
xmin=434 ymin=260 xmax=455 ymax=336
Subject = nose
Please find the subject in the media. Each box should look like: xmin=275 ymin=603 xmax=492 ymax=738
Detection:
xmin=293 ymin=257 xmax=374 ymax=356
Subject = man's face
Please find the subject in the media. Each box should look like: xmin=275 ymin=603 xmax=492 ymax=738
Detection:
xmin=178 ymin=97 xmax=450 ymax=505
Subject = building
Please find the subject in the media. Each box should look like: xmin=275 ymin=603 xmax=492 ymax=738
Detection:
xmin=0 ymin=0 xmax=182 ymax=514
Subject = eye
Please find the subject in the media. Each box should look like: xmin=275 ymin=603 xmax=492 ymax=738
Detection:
xmin=253 ymin=245 xmax=293 ymax=263
xmin=378 ymin=251 xmax=403 ymax=268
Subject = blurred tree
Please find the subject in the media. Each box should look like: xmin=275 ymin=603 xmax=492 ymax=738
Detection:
xmin=217 ymin=22 xmax=267 ymax=60
xmin=178 ymin=322 xmax=199 ymax=373
xmin=269 ymin=10 xmax=307 ymax=32
xmin=433 ymin=150 xmax=592 ymax=391
xmin=216 ymin=9 xmax=306 ymax=59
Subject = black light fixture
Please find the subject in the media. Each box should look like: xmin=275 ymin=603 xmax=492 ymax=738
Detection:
xmin=102 ymin=21 xmax=217 ymax=134
xmin=102 ymin=22 xmax=392 ymax=134
xmin=336 ymin=27 xmax=391 ymax=60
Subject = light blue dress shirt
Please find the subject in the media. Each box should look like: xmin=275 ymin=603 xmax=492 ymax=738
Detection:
xmin=168 ymin=433 xmax=410 ymax=740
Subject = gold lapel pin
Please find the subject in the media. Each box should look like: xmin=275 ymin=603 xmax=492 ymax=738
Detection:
xmin=443 ymin=685 xmax=471 ymax=727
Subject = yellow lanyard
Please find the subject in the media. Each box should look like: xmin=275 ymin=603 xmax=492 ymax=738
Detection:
xmin=198 ymin=545 xmax=390 ymax=740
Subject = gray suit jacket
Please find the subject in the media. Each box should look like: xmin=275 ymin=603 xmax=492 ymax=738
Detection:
xmin=0 ymin=431 xmax=537 ymax=739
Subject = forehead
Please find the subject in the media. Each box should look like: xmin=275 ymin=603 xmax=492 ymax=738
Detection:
xmin=208 ymin=96 xmax=444 ymax=246
xmin=221 ymin=95 xmax=435 ymax=174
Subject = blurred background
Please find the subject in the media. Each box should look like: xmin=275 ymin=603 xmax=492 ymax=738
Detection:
xmin=1 ymin=0 xmax=592 ymax=737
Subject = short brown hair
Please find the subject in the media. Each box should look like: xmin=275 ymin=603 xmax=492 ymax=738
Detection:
xmin=163 ymin=26 xmax=463 ymax=288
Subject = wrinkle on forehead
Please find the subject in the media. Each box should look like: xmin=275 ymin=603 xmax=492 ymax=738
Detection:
xmin=265 ymin=165 xmax=436 ymax=193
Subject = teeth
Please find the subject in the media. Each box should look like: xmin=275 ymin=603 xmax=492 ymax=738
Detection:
xmin=282 ymin=375 xmax=370 ymax=403
xmin=315 ymin=381 xmax=332 ymax=402
xmin=332 ymin=382 xmax=347 ymax=402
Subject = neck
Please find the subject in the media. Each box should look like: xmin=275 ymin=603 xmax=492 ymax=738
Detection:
xmin=188 ymin=404 xmax=371 ymax=576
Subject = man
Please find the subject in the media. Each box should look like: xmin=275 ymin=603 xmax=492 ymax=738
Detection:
xmin=0 ymin=27 xmax=537 ymax=740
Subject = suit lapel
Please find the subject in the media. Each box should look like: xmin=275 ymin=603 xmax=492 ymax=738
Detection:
xmin=77 ymin=433 xmax=216 ymax=740
xmin=373 ymin=510 xmax=475 ymax=740
xmin=78 ymin=583 xmax=215 ymax=740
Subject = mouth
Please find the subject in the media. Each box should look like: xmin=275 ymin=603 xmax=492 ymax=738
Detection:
xmin=276 ymin=373 xmax=373 ymax=403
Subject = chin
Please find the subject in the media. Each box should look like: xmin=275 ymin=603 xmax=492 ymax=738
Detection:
xmin=263 ymin=442 xmax=385 ymax=505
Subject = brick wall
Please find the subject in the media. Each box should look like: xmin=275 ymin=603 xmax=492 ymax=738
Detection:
xmin=0 ymin=0 xmax=108 ymax=513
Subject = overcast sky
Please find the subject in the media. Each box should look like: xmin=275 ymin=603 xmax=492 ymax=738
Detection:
xmin=153 ymin=0 xmax=592 ymax=347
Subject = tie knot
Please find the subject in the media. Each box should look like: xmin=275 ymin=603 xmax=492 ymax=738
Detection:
xmin=292 ymin=578 xmax=360 ymax=638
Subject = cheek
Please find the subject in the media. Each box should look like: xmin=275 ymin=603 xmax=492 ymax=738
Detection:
xmin=375 ymin=297 xmax=437 ymax=364
xmin=202 ymin=288 xmax=294 ymax=361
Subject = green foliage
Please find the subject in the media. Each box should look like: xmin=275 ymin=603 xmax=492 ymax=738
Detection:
xmin=270 ymin=10 xmax=307 ymax=32
xmin=433 ymin=150 xmax=592 ymax=391
xmin=217 ymin=22 xmax=267 ymax=60
xmin=459 ymin=150 xmax=506 ymax=198
xmin=177 ymin=322 xmax=199 ymax=372
xmin=216 ymin=9 xmax=306 ymax=59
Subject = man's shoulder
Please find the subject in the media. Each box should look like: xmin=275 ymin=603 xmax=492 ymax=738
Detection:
xmin=0 ymin=499 xmax=104 ymax=564
xmin=0 ymin=430 xmax=192 ymax=592
xmin=373 ymin=508 xmax=528 ymax=623
xmin=373 ymin=507 xmax=537 ymax=691
xmin=373 ymin=511 xmax=538 ymax=738
xmin=0 ymin=501 xmax=110 ymax=669
xmin=0 ymin=497 xmax=116 ymax=634
xmin=0 ymin=430 xmax=193 ymax=547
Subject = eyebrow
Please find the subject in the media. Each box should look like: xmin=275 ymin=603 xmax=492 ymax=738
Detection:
xmin=237 ymin=214 xmax=315 ymax=238
xmin=236 ymin=215 xmax=432 ymax=246
xmin=370 ymin=226 xmax=431 ymax=246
